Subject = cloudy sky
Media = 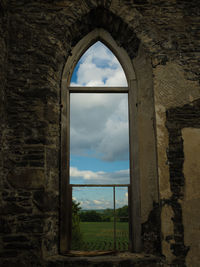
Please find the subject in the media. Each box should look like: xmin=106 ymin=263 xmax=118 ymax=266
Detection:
xmin=70 ymin=41 xmax=129 ymax=209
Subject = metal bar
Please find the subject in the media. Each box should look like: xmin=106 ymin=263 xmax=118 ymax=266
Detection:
xmin=128 ymin=185 xmax=132 ymax=251
xmin=68 ymin=185 xmax=72 ymax=250
xmin=113 ymin=186 xmax=116 ymax=251
xmin=69 ymin=86 xmax=128 ymax=93
xmin=70 ymin=184 xmax=129 ymax=187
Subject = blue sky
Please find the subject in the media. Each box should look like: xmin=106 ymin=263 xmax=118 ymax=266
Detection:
xmin=70 ymin=41 xmax=129 ymax=209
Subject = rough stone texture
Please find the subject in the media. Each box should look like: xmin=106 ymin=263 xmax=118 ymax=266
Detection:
xmin=161 ymin=205 xmax=175 ymax=263
xmin=165 ymin=99 xmax=200 ymax=266
xmin=0 ymin=0 xmax=200 ymax=266
xmin=0 ymin=0 xmax=8 ymax=263
xmin=182 ymin=128 xmax=200 ymax=267
xmin=141 ymin=202 xmax=161 ymax=255
xmin=0 ymin=0 xmax=7 ymax=180
xmin=7 ymin=168 xmax=45 ymax=189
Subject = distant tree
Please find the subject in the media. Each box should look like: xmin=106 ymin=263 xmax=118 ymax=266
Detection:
xmin=101 ymin=215 xmax=111 ymax=222
xmin=103 ymin=208 xmax=114 ymax=217
xmin=80 ymin=210 xmax=102 ymax=222
xmin=116 ymin=205 xmax=128 ymax=222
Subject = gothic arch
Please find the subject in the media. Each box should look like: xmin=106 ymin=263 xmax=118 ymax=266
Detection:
xmin=60 ymin=28 xmax=141 ymax=253
xmin=62 ymin=28 xmax=136 ymax=88
xmin=60 ymin=7 xmax=159 ymax=255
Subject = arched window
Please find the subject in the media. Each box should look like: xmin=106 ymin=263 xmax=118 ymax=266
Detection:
xmin=60 ymin=29 xmax=141 ymax=254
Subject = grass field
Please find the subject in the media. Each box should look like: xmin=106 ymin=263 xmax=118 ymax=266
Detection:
xmin=72 ymin=221 xmax=129 ymax=251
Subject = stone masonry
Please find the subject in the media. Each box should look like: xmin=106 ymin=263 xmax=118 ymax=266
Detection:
xmin=0 ymin=1 xmax=200 ymax=266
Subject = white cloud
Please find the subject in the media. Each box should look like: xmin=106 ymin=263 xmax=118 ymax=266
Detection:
xmin=72 ymin=180 xmax=129 ymax=210
xmin=70 ymin=42 xmax=129 ymax=162
xmin=70 ymin=41 xmax=127 ymax=87
xmin=93 ymin=200 xmax=103 ymax=205
xmin=73 ymin=191 xmax=128 ymax=210
xmin=70 ymin=166 xmax=129 ymax=184
xmin=70 ymin=93 xmax=129 ymax=161
xmin=79 ymin=199 xmax=112 ymax=210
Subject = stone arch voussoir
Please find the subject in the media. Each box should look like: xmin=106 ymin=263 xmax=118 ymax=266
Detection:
xmin=67 ymin=7 xmax=140 ymax=60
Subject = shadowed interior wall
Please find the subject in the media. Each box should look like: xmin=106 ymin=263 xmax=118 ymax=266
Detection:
xmin=0 ymin=1 xmax=8 ymax=257
xmin=0 ymin=0 xmax=7 ymax=190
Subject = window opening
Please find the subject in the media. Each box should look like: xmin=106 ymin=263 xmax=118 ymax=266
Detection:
xmin=69 ymin=42 xmax=130 ymax=252
xmin=61 ymin=33 xmax=141 ymax=255
xmin=70 ymin=91 xmax=130 ymax=251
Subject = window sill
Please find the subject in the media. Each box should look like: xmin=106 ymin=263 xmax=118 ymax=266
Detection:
xmin=45 ymin=252 xmax=162 ymax=267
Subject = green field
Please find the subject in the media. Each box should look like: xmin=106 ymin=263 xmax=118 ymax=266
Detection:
xmin=71 ymin=221 xmax=129 ymax=251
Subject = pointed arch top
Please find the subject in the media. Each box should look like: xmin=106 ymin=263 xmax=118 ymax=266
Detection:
xmin=62 ymin=28 xmax=136 ymax=89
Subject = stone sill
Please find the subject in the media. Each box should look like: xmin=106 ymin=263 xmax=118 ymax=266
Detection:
xmin=45 ymin=252 xmax=163 ymax=267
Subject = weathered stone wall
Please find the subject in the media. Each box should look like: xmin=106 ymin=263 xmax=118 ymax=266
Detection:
xmin=0 ymin=0 xmax=7 ymax=172
xmin=164 ymin=100 xmax=200 ymax=266
xmin=1 ymin=1 xmax=67 ymax=265
xmin=0 ymin=0 xmax=5 ymax=168
xmin=1 ymin=1 xmax=200 ymax=266
xmin=182 ymin=128 xmax=200 ymax=267
xmin=0 ymin=0 xmax=8 ymax=260
xmin=154 ymin=65 xmax=200 ymax=266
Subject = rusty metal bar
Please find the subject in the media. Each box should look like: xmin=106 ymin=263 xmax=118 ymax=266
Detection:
xmin=70 ymin=184 xmax=129 ymax=187
xmin=113 ymin=186 xmax=116 ymax=251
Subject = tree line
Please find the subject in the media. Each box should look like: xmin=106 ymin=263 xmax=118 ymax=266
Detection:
xmin=73 ymin=200 xmax=128 ymax=222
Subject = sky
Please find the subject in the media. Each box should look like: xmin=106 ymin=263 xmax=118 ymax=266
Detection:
xmin=70 ymin=41 xmax=129 ymax=210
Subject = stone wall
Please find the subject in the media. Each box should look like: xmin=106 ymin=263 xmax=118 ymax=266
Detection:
xmin=164 ymin=100 xmax=200 ymax=266
xmin=0 ymin=0 xmax=7 ymax=172
xmin=1 ymin=1 xmax=200 ymax=266
xmin=182 ymin=128 xmax=200 ymax=266
xmin=0 ymin=0 xmax=8 ymax=259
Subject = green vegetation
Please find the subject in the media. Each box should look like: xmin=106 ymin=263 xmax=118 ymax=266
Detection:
xmin=71 ymin=200 xmax=83 ymax=248
xmin=80 ymin=210 xmax=102 ymax=222
xmin=80 ymin=210 xmax=111 ymax=222
xmin=71 ymin=201 xmax=129 ymax=251
xmin=116 ymin=205 xmax=128 ymax=222
xmin=72 ymin=221 xmax=129 ymax=251
xmin=79 ymin=205 xmax=128 ymax=222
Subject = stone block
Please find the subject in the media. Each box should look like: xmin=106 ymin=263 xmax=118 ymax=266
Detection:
xmin=33 ymin=190 xmax=58 ymax=212
xmin=16 ymin=218 xmax=44 ymax=234
xmin=0 ymin=218 xmax=11 ymax=234
xmin=7 ymin=169 xmax=45 ymax=189
xmin=3 ymin=235 xmax=29 ymax=243
xmin=0 ymin=203 xmax=32 ymax=215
